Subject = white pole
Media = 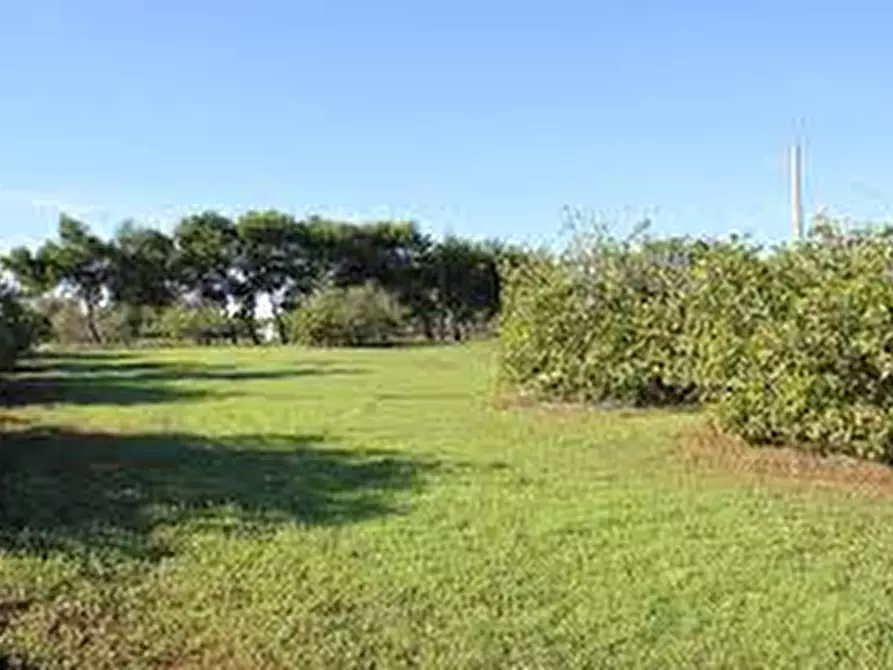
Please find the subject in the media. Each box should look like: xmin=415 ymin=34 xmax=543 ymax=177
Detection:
xmin=791 ymin=142 xmax=803 ymax=239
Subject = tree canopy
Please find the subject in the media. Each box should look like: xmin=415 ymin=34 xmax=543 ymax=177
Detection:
xmin=3 ymin=211 xmax=527 ymax=346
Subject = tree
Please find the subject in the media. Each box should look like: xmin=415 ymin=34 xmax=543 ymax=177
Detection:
xmin=109 ymin=222 xmax=177 ymax=339
xmin=424 ymin=236 xmax=499 ymax=341
xmin=2 ymin=246 xmax=53 ymax=296
xmin=53 ymin=215 xmax=117 ymax=344
xmin=173 ymin=211 xmax=239 ymax=343
xmin=235 ymin=210 xmax=318 ymax=344
xmin=110 ymin=222 xmax=177 ymax=307
xmin=397 ymin=233 xmax=440 ymax=340
xmin=302 ymin=217 xmax=435 ymax=338
xmin=2 ymin=209 xmax=510 ymax=348
xmin=302 ymin=218 xmax=423 ymax=289
xmin=4 ymin=215 xmax=115 ymax=344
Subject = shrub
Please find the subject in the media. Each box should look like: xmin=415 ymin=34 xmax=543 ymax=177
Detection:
xmin=33 ymin=299 xmax=140 ymax=347
xmin=499 ymin=219 xmax=893 ymax=462
xmin=291 ymin=282 xmax=406 ymax=347
xmin=498 ymin=230 xmax=704 ymax=406
xmin=0 ymin=285 xmax=39 ymax=371
xmin=710 ymin=230 xmax=893 ymax=461
xmin=35 ymin=298 xmax=253 ymax=348
xmin=155 ymin=305 xmax=240 ymax=345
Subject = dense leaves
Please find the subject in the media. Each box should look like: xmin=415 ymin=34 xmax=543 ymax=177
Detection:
xmin=709 ymin=230 xmax=893 ymax=461
xmin=291 ymin=282 xmax=406 ymax=347
xmin=499 ymin=219 xmax=893 ymax=462
xmin=499 ymin=228 xmax=705 ymax=406
xmin=0 ymin=284 xmax=42 ymax=371
xmin=3 ymin=212 xmax=511 ymax=349
xmin=234 ymin=210 xmax=320 ymax=344
xmin=173 ymin=211 xmax=240 ymax=311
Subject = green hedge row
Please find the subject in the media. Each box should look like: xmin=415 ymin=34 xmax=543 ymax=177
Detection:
xmin=498 ymin=222 xmax=893 ymax=462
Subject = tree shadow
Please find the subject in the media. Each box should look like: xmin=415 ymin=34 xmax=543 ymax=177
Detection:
xmin=20 ymin=357 xmax=361 ymax=380
xmin=34 ymin=350 xmax=139 ymax=362
xmin=3 ymin=354 xmax=364 ymax=408
xmin=0 ymin=376 xmax=221 ymax=408
xmin=13 ymin=359 xmax=172 ymax=375
xmin=0 ymin=426 xmax=439 ymax=564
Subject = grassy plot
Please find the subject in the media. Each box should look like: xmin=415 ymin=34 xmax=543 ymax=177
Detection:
xmin=2 ymin=344 xmax=893 ymax=668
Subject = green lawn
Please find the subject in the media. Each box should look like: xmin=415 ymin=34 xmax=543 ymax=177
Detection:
xmin=3 ymin=344 xmax=893 ymax=668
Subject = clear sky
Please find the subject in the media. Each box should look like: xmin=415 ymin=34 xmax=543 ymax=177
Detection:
xmin=1 ymin=0 xmax=891 ymax=251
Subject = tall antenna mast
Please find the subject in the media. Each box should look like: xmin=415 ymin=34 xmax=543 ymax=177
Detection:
xmin=790 ymin=134 xmax=804 ymax=240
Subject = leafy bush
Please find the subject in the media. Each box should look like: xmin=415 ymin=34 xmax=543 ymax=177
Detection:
xmin=34 ymin=299 xmax=140 ymax=346
xmin=155 ymin=306 xmax=241 ymax=345
xmin=499 ymin=219 xmax=893 ymax=462
xmin=38 ymin=298 xmax=93 ymax=346
xmin=709 ymin=230 xmax=893 ymax=461
xmin=291 ymin=282 xmax=406 ymax=347
xmin=0 ymin=285 xmax=39 ymax=371
xmin=498 ymin=229 xmax=704 ymax=406
xmin=34 ymin=298 xmax=253 ymax=348
xmin=679 ymin=239 xmax=779 ymax=400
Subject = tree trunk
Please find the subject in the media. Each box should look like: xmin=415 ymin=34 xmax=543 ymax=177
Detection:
xmin=451 ymin=317 xmax=462 ymax=342
xmin=421 ymin=314 xmax=434 ymax=341
xmin=239 ymin=307 xmax=260 ymax=345
xmin=246 ymin=317 xmax=260 ymax=346
xmin=272 ymin=306 xmax=289 ymax=344
xmin=436 ymin=312 xmax=447 ymax=341
xmin=84 ymin=301 xmax=102 ymax=345
xmin=125 ymin=304 xmax=144 ymax=341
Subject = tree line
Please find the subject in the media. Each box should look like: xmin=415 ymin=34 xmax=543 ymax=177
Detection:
xmin=2 ymin=211 xmax=526 ymax=348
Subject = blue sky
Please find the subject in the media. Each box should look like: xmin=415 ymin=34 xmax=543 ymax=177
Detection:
xmin=1 ymin=0 xmax=891 ymax=251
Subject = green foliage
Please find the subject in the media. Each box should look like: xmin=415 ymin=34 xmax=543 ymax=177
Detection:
xmin=499 ymin=225 xmax=704 ymax=406
xmin=428 ymin=236 xmax=501 ymax=340
xmin=4 ymin=211 xmax=505 ymax=347
xmin=4 ymin=215 xmax=117 ymax=345
xmin=499 ymin=218 xmax=893 ymax=462
xmin=708 ymin=229 xmax=893 ymax=460
xmin=497 ymin=252 xmax=583 ymax=398
xmin=8 ymin=345 xmax=893 ymax=667
xmin=0 ymin=285 xmax=38 ymax=370
xmin=235 ymin=210 xmax=319 ymax=344
xmin=33 ymin=299 xmax=142 ymax=347
xmin=110 ymin=221 xmax=178 ymax=309
xmin=34 ymin=298 xmax=89 ymax=346
xmin=156 ymin=305 xmax=240 ymax=345
xmin=173 ymin=211 xmax=240 ymax=310
xmin=291 ymin=282 xmax=406 ymax=347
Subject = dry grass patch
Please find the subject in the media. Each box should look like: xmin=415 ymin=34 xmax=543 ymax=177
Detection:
xmin=677 ymin=422 xmax=893 ymax=500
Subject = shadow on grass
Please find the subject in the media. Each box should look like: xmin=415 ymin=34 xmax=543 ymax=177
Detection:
xmin=13 ymin=359 xmax=172 ymax=375
xmin=0 ymin=377 xmax=220 ymax=408
xmin=33 ymin=350 xmax=139 ymax=362
xmin=2 ymin=352 xmax=363 ymax=408
xmin=0 ymin=426 xmax=438 ymax=564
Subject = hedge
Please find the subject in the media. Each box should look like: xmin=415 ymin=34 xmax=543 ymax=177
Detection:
xmin=498 ymin=221 xmax=893 ymax=462
xmin=290 ymin=282 xmax=406 ymax=347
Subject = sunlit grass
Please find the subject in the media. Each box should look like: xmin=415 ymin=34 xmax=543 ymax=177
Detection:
xmin=2 ymin=343 xmax=893 ymax=668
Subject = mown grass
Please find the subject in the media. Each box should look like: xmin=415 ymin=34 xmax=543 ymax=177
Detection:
xmin=3 ymin=343 xmax=893 ymax=668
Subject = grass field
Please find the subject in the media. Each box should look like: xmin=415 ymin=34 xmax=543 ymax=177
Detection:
xmin=3 ymin=344 xmax=893 ymax=668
